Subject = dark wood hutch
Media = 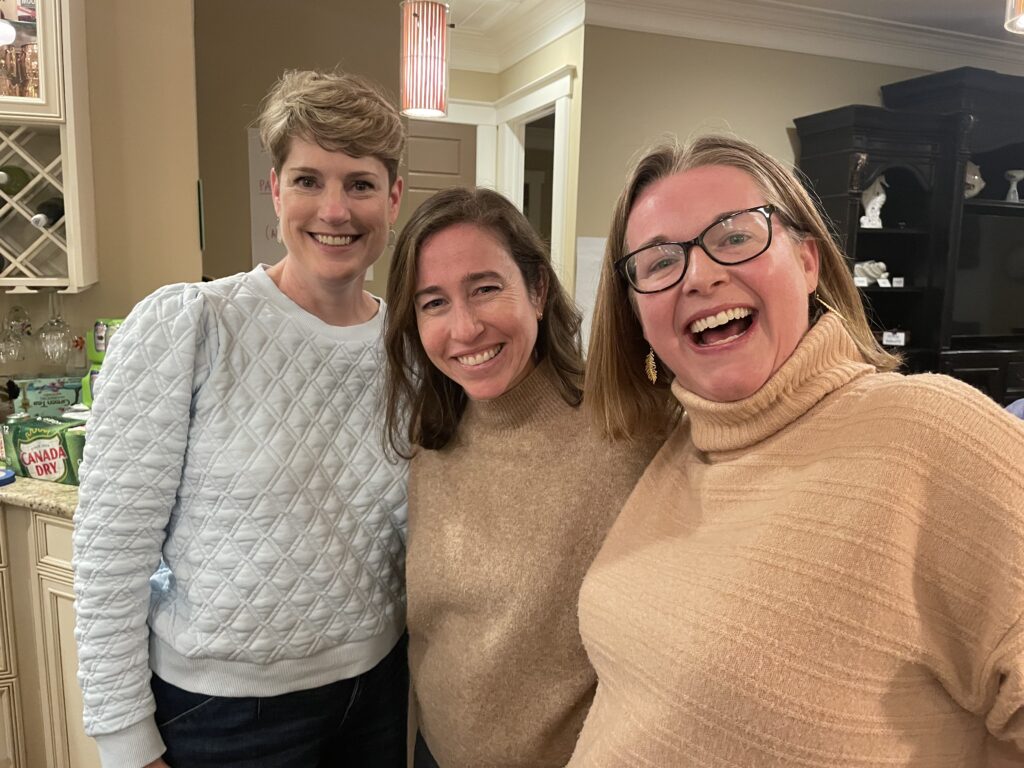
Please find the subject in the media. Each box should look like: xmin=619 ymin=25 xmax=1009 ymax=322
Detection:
xmin=795 ymin=67 xmax=1024 ymax=406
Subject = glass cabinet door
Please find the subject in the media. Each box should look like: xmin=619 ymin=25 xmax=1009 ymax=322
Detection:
xmin=0 ymin=0 xmax=62 ymax=122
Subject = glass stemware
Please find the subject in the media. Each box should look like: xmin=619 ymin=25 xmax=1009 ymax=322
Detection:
xmin=0 ymin=323 xmax=21 ymax=364
xmin=38 ymin=290 xmax=71 ymax=364
xmin=0 ymin=303 xmax=27 ymax=365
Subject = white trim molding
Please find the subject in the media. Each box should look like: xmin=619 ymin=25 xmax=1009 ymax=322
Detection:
xmin=451 ymin=0 xmax=585 ymax=73
xmin=585 ymin=0 xmax=1024 ymax=77
xmin=418 ymin=66 xmax=578 ymax=279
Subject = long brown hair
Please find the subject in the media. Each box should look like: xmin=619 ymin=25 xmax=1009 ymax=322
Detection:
xmin=585 ymin=135 xmax=900 ymax=440
xmin=385 ymin=187 xmax=584 ymax=456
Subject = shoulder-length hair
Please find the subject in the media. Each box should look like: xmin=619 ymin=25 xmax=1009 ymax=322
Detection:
xmin=384 ymin=187 xmax=583 ymax=456
xmin=585 ymin=134 xmax=900 ymax=440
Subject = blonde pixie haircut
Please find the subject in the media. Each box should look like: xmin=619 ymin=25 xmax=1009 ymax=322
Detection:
xmin=585 ymin=134 xmax=900 ymax=440
xmin=257 ymin=69 xmax=405 ymax=184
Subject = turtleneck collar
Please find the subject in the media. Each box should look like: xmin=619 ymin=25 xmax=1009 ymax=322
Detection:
xmin=464 ymin=357 xmax=574 ymax=433
xmin=670 ymin=313 xmax=876 ymax=453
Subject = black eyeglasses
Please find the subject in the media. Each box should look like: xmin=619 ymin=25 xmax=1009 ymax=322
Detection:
xmin=615 ymin=204 xmax=777 ymax=294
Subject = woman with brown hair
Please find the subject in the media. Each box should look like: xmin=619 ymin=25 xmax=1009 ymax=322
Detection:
xmin=384 ymin=186 xmax=660 ymax=768
xmin=570 ymin=134 xmax=1024 ymax=767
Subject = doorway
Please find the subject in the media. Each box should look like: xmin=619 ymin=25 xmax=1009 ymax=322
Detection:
xmin=522 ymin=113 xmax=555 ymax=244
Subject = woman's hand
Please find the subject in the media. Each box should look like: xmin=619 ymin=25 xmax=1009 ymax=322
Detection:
xmin=143 ymin=759 xmax=170 ymax=768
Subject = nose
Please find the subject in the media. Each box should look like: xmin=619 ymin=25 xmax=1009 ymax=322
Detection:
xmin=318 ymin=184 xmax=351 ymax=223
xmin=450 ymin=302 xmax=484 ymax=342
xmin=682 ymin=246 xmax=730 ymax=296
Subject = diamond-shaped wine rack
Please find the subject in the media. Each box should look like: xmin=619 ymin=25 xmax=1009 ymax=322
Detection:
xmin=0 ymin=121 xmax=67 ymax=290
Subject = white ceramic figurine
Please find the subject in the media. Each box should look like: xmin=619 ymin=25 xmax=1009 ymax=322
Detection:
xmin=964 ymin=161 xmax=985 ymax=198
xmin=860 ymin=175 xmax=888 ymax=229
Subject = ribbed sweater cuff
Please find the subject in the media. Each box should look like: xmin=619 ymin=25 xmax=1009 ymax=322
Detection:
xmin=94 ymin=717 xmax=165 ymax=768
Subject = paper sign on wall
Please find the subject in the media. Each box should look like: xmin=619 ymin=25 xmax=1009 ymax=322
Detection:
xmin=575 ymin=237 xmax=607 ymax=351
xmin=248 ymin=127 xmax=286 ymax=269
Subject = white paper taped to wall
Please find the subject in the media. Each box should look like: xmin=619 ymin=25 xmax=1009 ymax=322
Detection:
xmin=248 ymin=127 xmax=286 ymax=270
xmin=574 ymin=237 xmax=607 ymax=353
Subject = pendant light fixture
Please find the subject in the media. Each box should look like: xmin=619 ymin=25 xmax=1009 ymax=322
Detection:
xmin=1006 ymin=0 xmax=1024 ymax=33
xmin=400 ymin=1 xmax=449 ymax=117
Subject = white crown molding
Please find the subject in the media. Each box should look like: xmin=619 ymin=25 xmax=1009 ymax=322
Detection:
xmin=451 ymin=0 xmax=585 ymax=73
xmin=585 ymin=0 xmax=1024 ymax=77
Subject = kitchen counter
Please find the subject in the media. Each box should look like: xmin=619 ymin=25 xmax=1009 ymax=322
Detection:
xmin=0 ymin=475 xmax=78 ymax=519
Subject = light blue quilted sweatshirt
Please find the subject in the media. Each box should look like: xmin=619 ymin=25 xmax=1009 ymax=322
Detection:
xmin=72 ymin=266 xmax=408 ymax=768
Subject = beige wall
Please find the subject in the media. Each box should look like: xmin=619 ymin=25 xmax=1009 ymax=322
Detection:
xmin=194 ymin=0 xmax=401 ymax=297
xmin=575 ymin=26 xmax=928 ymax=238
xmin=8 ymin=0 xmax=200 ymax=356
xmin=450 ymin=69 xmax=499 ymax=103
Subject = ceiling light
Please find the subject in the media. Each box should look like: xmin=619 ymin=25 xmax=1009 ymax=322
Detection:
xmin=400 ymin=1 xmax=449 ymax=118
xmin=1006 ymin=0 xmax=1024 ymax=33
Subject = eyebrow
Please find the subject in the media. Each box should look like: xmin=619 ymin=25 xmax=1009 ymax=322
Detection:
xmin=285 ymin=167 xmax=381 ymax=181
xmin=414 ymin=270 xmax=505 ymax=301
xmin=631 ymin=207 xmax=752 ymax=252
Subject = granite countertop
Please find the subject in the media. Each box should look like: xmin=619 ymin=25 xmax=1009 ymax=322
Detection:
xmin=0 ymin=476 xmax=78 ymax=520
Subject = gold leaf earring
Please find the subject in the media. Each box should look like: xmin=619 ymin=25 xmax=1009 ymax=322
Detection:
xmin=645 ymin=347 xmax=658 ymax=384
xmin=813 ymin=289 xmax=847 ymax=322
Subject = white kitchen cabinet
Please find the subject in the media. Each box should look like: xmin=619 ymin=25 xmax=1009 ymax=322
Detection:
xmin=0 ymin=0 xmax=96 ymax=293
xmin=4 ymin=505 xmax=99 ymax=768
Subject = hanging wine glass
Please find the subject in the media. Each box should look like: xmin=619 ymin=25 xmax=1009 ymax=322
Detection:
xmin=0 ymin=303 xmax=27 ymax=365
xmin=6 ymin=304 xmax=29 ymax=337
xmin=0 ymin=323 xmax=21 ymax=364
xmin=38 ymin=290 xmax=72 ymax=364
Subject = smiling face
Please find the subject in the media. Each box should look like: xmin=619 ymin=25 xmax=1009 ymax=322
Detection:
xmin=626 ymin=164 xmax=819 ymax=402
xmin=270 ymin=135 xmax=402 ymax=288
xmin=414 ymin=222 xmax=545 ymax=401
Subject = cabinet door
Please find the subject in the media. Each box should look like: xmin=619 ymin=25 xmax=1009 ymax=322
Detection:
xmin=0 ymin=678 xmax=25 ymax=768
xmin=35 ymin=573 xmax=99 ymax=768
xmin=0 ymin=0 xmax=62 ymax=121
xmin=0 ymin=570 xmax=14 ymax=679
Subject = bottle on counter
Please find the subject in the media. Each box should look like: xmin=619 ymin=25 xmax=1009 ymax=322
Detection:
xmin=30 ymin=195 xmax=63 ymax=228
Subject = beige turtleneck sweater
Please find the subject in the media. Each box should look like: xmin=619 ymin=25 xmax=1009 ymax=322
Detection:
xmin=407 ymin=360 xmax=661 ymax=768
xmin=570 ymin=314 xmax=1024 ymax=767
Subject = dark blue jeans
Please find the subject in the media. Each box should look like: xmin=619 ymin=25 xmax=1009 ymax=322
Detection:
xmin=152 ymin=635 xmax=408 ymax=768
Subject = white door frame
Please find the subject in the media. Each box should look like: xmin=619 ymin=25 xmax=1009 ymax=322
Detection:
xmin=428 ymin=64 xmax=575 ymax=277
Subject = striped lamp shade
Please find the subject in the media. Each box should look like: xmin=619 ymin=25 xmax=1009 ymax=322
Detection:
xmin=401 ymin=1 xmax=449 ymax=117
xmin=1008 ymin=0 xmax=1024 ymax=32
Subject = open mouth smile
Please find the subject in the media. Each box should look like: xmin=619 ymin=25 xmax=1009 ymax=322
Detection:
xmin=311 ymin=233 xmax=358 ymax=246
xmin=688 ymin=307 xmax=755 ymax=347
xmin=456 ymin=344 xmax=503 ymax=367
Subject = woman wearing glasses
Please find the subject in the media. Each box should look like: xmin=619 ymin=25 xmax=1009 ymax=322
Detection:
xmin=570 ymin=135 xmax=1024 ymax=766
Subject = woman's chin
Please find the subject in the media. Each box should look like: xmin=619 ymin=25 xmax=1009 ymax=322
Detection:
xmin=676 ymin=370 xmax=769 ymax=403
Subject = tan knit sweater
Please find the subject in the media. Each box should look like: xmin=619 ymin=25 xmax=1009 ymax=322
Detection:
xmin=408 ymin=360 xmax=660 ymax=768
xmin=570 ymin=314 xmax=1024 ymax=767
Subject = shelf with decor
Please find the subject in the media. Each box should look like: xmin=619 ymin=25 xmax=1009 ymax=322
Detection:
xmin=0 ymin=0 xmax=95 ymax=294
xmin=962 ymin=198 xmax=1024 ymax=217
xmin=856 ymin=226 xmax=930 ymax=235
xmin=795 ymin=67 xmax=1024 ymax=403
xmin=794 ymin=104 xmax=963 ymax=375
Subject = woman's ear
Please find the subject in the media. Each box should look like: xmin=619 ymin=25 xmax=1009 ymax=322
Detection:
xmin=532 ymin=272 xmax=549 ymax=318
xmin=799 ymin=237 xmax=820 ymax=293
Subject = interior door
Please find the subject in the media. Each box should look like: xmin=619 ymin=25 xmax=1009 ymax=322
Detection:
xmin=364 ymin=119 xmax=476 ymax=297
